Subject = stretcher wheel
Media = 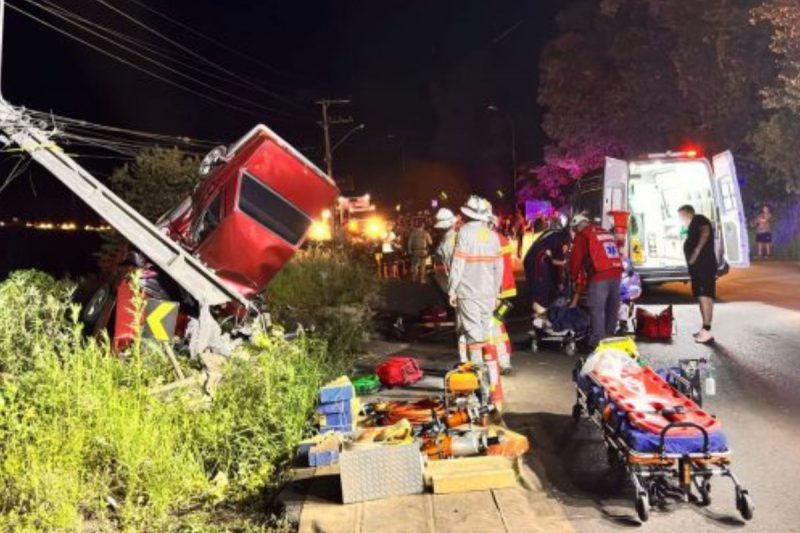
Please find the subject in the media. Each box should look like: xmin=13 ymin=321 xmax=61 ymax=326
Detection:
xmin=737 ymin=490 xmax=754 ymax=521
xmin=698 ymin=480 xmax=711 ymax=506
xmin=564 ymin=341 xmax=577 ymax=357
xmin=635 ymin=492 xmax=650 ymax=522
xmin=571 ymin=403 xmax=582 ymax=422
xmin=530 ymin=339 xmax=539 ymax=353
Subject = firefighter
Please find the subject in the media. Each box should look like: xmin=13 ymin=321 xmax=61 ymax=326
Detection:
xmin=407 ymin=218 xmax=433 ymax=283
xmin=448 ymin=196 xmax=503 ymax=366
xmin=433 ymin=207 xmax=459 ymax=272
xmin=568 ymin=214 xmax=624 ymax=348
xmin=488 ymin=214 xmax=516 ymax=374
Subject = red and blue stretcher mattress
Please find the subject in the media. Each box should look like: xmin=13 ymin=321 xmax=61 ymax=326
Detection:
xmin=577 ymin=362 xmax=727 ymax=455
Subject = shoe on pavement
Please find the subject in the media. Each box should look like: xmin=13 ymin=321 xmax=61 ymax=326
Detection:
xmin=501 ymin=366 xmax=514 ymax=376
xmin=694 ymin=329 xmax=714 ymax=344
xmin=692 ymin=330 xmax=702 ymax=338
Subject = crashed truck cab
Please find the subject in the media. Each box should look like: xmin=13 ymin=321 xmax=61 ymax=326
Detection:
xmin=85 ymin=125 xmax=338 ymax=347
xmin=571 ymin=150 xmax=749 ymax=285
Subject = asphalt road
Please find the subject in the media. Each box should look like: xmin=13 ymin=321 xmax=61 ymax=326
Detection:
xmin=502 ymin=261 xmax=800 ymax=532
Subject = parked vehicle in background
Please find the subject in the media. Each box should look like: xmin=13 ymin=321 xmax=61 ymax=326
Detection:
xmin=571 ymin=150 xmax=749 ymax=285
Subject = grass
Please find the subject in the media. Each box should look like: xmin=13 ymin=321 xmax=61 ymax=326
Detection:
xmin=0 ymin=258 xmax=378 ymax=531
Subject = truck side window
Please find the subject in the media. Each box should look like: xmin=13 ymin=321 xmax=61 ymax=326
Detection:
xmin=194 ymin=193 xmax=222 ymax=243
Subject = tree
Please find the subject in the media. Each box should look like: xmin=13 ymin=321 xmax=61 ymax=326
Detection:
xmin=751 ymin=0 xmax=800 ymax=113
xmin=98 ymin=147 xmax=200 ymax=272
xmin=533 ymin=0 xmax=772 ymax=205
xmin=749 ymin=1 xmax=800 ymax=197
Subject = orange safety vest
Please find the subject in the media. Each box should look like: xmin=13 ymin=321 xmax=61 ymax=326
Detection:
xmin=497 ymin=232 xmax=517 ymax=299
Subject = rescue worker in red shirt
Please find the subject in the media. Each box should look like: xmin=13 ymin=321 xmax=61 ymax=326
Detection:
xmin=568 ymin=214 xmax=624 ymax=348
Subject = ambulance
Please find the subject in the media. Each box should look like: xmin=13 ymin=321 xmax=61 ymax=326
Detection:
xmin=571 ymin=150 xmax=749 ymax=285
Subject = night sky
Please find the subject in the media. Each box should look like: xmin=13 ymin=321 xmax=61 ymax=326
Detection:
xmin=0 ymin=0 xmax=563 ymax=222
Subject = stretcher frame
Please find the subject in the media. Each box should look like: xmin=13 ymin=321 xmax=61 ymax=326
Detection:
xmin=571 ymin=361 xmax=754 ymax=523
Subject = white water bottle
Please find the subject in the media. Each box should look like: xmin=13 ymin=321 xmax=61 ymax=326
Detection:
xmin=704 ymin=366 xmax=717 ymax=396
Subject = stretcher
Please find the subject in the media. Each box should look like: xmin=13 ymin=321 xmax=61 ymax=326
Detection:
xmin=571 ymin=348 xmax=754 ymax=523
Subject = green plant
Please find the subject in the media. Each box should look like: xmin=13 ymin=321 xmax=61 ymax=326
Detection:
xmin=0 ymin=271 xmax=354 ymax=530
xmin=266 ymin=247 xmax=380 ymax=364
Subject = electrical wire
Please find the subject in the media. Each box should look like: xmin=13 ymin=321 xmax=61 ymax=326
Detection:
xmin=34 ymin=0 xmax=272 ymax=95
xmin=6 ymin=2 xmax=292 ymax=121
xmin=25 ymin=108 xmax=222 ymax=147
xmin=17 ymin=0 xmax=302 ymax=120
xmin=88 ymin=0 xmax=310 ymax=113
xmin=121 ymin=0 xmax=300 ymax=81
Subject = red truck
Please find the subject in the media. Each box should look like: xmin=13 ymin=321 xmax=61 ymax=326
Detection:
xmin=77 ymin=125 xmax=339 ymax=348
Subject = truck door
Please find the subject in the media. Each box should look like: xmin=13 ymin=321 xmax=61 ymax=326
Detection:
xmin=602 ymin=157 xmax=629 ymax=230
xmin=711 ymin=150 xmax=750 ymax=267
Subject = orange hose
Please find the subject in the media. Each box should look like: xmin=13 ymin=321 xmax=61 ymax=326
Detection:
xmin=378 ymin=399 xmax=446 ymax=425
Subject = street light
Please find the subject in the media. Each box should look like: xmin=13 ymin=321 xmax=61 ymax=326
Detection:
xmin=487 ymin=105 xmax=518 ymax=205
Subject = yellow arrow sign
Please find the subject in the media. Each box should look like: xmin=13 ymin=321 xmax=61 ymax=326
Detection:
xmin=145 ymin=301 xmax=178 ymax=341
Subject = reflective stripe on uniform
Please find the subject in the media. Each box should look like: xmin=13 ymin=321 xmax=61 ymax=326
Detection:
xmin=453 ymin=250 xmax=501 ymax=262
xmin=499 ymin=288 xmax=517 ymax=298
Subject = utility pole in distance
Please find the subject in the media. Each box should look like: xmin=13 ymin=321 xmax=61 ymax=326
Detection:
xmin=315 ymin=98 xmax=352 ymax=180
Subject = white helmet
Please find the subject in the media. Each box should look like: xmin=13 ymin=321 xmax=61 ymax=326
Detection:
xmin=434 ymin=207 xmax=456 ymax=229
xmin=570 ymin=213 xmax=590 ymax=228
xmin=461 ymin=195 xmax=491 ymax=222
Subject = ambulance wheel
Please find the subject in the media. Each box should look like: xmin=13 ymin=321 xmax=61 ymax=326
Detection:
xmin=737 ymin=490 xmax=754 ymax=521
xmin=635 ymin=492 xmax=650 ymax=522
xmin=530 ymin=339 xmax=539 ymax=353
xmin=571 ymin=403 xmax=582 ymax=423
xmin=564 ymin=341 xmax=577 ymax=357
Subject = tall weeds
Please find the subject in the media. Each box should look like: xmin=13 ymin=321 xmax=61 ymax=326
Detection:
xmin=0 ymin=271 xmax=349 ymax=530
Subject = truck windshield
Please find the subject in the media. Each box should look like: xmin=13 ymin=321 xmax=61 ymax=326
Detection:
xmin=238 ymin=172 xmax=310 ymax=245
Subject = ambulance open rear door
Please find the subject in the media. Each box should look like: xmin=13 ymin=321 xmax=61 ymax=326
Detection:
xmin=602 ymin=157 xmax=629 ymax=230
xmin=711 ymin=150 xmax=749 ymax=268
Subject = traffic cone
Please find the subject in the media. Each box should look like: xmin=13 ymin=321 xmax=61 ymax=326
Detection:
xmin=458 ymin=334 xmax=467 ymax=363
xmin=482 ymin=343 xmax=504 ymax=408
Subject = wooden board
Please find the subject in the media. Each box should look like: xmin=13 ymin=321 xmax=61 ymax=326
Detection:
xmin=425 ymin=455 xmax=513 ymax=477
xmin=431 ymin=490 xmax=506 ymax=532
xmin=431 ymin=468 xmax=517 ymax=494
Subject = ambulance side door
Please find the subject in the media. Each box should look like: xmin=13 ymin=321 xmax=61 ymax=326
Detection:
xmin=602 ymin=157 xmax=629 ymax=230
xmin=711 ymin=150 xmax=750 ymax=267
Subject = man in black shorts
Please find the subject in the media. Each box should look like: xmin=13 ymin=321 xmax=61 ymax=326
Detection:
xmin=678 ymin=205 xmax=717 ymax=344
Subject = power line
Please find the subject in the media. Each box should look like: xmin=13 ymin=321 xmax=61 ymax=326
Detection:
xmin=6 ymin=2 xmax=285 ymax=120
xmin=17 ymin=0 xmax=302 ymax=120
xmin=27 ymin=109 xmax=222 ymax=146
xmin=121 ymin=0 xmax=302 ymax=83
xmin=88 ymin=0 xmax=309 ymax=113
xmin=34 ymin=0 xmax=274 ymax=96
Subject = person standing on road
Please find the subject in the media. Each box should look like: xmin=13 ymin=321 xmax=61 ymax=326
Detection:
xmin=448 ymin=196 xmax=503 ymax=364
xmin=433 ymin=208 xmax=459 ymax=272
xmin=568 ymin=214 xmax=624 ymax=349
xmin=678 ymin=205 xmax=717 ymax=344
xmin=408 ymin=219 xmax=433 ymax=283
xmin=753 ymin=204 xmax=773 ymax=260
xmin=432 ymin=208 xmax=460 ymax=295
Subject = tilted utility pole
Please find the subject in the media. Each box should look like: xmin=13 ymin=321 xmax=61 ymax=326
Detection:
xmin=315 ymin=98 xmax=352 ymax=180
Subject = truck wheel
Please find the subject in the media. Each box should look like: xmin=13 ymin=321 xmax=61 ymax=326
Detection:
xmin=81 ymin=284 xmax=111 ymax=329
